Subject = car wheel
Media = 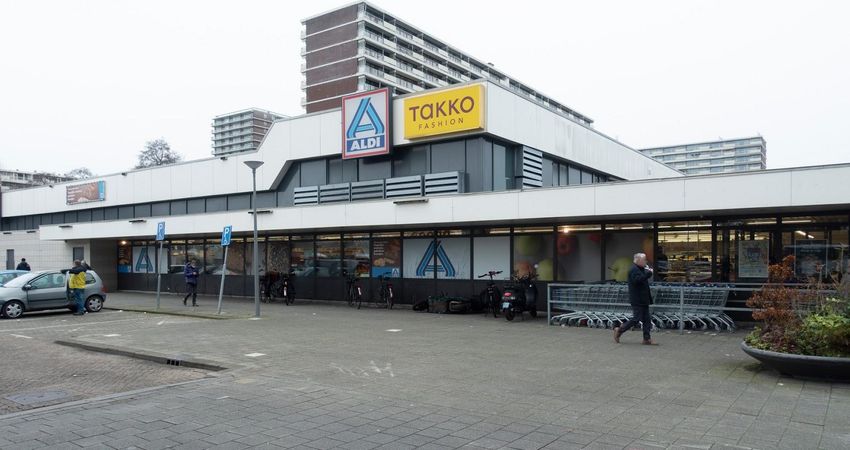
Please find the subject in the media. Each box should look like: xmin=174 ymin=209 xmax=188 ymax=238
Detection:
xmin=2 ymin=300 xmax=25 ymax=319
xmin=85 ymin=295 xmax=104 ymax=313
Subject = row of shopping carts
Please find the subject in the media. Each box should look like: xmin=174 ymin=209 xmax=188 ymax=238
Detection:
xmin=548 ymin=283 xmax=736 ymax=331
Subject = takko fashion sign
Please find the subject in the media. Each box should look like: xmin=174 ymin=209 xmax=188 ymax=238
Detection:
xmin=341 ymin=88 xmax=390 ymax=159
xmin=403 ymin=84 xmax=485 ymax=139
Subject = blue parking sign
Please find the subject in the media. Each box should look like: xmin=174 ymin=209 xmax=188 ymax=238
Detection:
xmin=221 ymin=225 xmax=232 ymax=247
xmin=156 ymin=222 xmax=166 ymax=241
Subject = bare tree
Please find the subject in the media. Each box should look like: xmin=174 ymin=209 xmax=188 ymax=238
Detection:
xmin=136 ymin=138 xmax=182 ymax=169
xmin=65 ymin=167 xmax=94 ymax=179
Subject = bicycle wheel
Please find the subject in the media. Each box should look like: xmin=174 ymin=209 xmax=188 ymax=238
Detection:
xmin=386 ymin=289 xmax=394 ymax=309
xmin=347 ymin=287 xmax=355 ymax=307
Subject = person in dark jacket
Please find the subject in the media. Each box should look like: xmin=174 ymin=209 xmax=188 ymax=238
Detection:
xmin=16 ymin=258 xmax=31 ymax=271
xmin=614 ymin=253 xmax=656 ymax=345
xmin=183 ymin=259 xmax=199 ymax=306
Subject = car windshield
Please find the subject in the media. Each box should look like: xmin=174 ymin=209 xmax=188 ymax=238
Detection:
xmin=2 ymin=272 xmax=41 ymax=288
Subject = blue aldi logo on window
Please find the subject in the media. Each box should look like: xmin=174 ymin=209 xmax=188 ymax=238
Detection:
xmin=342 ymin=88 xmax=390 ymax=159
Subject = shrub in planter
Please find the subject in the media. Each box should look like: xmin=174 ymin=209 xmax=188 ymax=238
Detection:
xmin=745 ymin=255 xmax=850 ymax=357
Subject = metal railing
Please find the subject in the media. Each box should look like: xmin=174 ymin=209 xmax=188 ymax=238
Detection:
xmin=547 ymin=283 xmax=841 ymax=334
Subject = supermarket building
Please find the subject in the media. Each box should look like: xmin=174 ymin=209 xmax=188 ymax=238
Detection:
xmin=1 ymin=81 xmax=849 ymax=306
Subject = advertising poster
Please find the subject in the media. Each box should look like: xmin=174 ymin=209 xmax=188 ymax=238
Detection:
xmin=435 ymin=238 xmax=470 ymax=280
xmin=66 ymin=181 xmax=105 ymax=205
xmin=371 ymin=237 xmax=401 ymax=278
xmin=738 ymin=240 xmax=769 ymax=278
xmin=403 ymin=238 xmax=432 ymax=279
xmin=117 ymin=245 xmax=132 ymax=273
xmin=132 ymin=246 xmax=154 ymax=273
xmin=473 ymin=236 xmax=510 ymax=280
xmin=795 ymin=240 xmax=827 ymax=278
xmin=513 ymin=234 xmax=554 ymax=280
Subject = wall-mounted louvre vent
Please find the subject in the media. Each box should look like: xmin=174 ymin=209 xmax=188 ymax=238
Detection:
xmin=424 ymin=171 xmax=463 ymax=196
xmin=522 ymin=147 xmax=543 ymax=188
xmin=350 ymin=180 xmax=385 ymax=200
xmin=385 ymin=175 xmax=423 ymax=198
xmin=294 ymin=186 xmax=319 ymax=205
xmin=319 ymin=183 xmax=351 ymax=203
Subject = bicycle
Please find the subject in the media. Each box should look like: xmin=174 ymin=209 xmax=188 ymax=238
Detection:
xmin=378 ymin=274 xmax=395 ymax=309
xmin=478 ymin=270 xmax=502 ymax=318
xmin=344 ymin=271 xmax=362 ymax=308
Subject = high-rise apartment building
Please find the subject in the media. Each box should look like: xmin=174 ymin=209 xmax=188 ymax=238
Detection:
xmin=0 ymin=169 xmax=73 ymax=192
xmin=301 ymin=2 xmax=593 ymax=126
xmin=640 ymin=137 xmax=767 ymax=175
xmin=212 ymin=108 xmax=287 ymax=156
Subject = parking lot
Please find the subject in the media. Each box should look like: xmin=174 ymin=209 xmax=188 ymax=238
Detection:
xmin=0 ymin=293 xmax=847 ymax=449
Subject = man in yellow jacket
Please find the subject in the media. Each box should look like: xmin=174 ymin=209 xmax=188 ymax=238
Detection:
xmin=69 ymin=260 xmax=87 ymax=315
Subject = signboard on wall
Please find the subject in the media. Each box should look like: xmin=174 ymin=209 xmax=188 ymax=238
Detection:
xmin=404 ymin=84 xmax=485 ymax=139
xmin=66 ymin=180 xmax=105 ymax=205
xmin=738 ymin=240 xmax=769 ymax=278
xmin=341 ymin=88 xmax=390 ymax=159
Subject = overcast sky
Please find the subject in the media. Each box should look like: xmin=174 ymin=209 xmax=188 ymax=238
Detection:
xmin=1 ymin=0 xmax=849 ymax=176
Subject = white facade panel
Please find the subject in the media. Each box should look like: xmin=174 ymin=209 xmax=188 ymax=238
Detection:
xmin=683 ymin=171 xmax=792 ymax=212
xmin=595 ymin=179 xmax=686 ymax=216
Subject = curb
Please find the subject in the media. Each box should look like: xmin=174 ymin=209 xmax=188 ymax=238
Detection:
xmin=55 ymin=338 xmax=229 ymax=372
xmin=103 ymin=306 xmax=248 ymax=320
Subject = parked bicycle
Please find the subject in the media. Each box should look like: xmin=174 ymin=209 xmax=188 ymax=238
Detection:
xmin=378 ymin=274 xmax=395 ymax=309
xmin=478 ymin=270 xmax=502 ymax=318
xmin=343 ymin=270 xmax=363 ymax=308
xmin=265 ymin=269 xmax=296 ymax=305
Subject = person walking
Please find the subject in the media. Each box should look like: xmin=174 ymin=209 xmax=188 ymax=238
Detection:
xmin=16 ymin=258 xmax=31 ymax=271
xmin=183 ymin=259 xmax=199 ymax=307
xmin=614 ymin=252 xmax=656 ymax=345
xmin=68 ymin=260 xmax=88 ymax=315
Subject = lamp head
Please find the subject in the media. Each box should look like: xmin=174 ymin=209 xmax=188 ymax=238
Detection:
xmin=244 ymin=160 xmax=264 ymax=171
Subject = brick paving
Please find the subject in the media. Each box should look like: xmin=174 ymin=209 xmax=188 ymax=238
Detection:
xmin=0 ymin=292 xmax=848 ymax=449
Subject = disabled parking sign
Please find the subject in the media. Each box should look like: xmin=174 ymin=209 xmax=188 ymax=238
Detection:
xmin=221 ymin=225 xmax=232 ymax=247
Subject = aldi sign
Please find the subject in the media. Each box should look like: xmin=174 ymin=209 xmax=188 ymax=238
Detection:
xmin=341 ymin=88 xmax=390 ymax=159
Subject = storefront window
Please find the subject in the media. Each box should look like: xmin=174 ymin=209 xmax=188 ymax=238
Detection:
xmin=782 ymin=223 xmax=848 ymax=283
xmin=185 ymin=240 xmax=203 ymax=269
xmin=316 ymin=239 xmax=342 ymax=277
xmin=267 ymin=237 xmax=290 ymax=275
xmin=604 ymin=224 xmax=653 ymax=282
xmin=556 ymin=225 xmax=602 ymax=282
xmin=204 ymin=242 xmax=224 ymax=275
xmin=473 ymin=236 xmax=510 ymax=280
xmin=513 ymin=231 xmax=554 ymax=281
xmin=168 ymin=241 xmax=186 ymax=273
xmin=291 ymin=240 xmax=315 ymax=276
xmin=372 ymin=235 xmax=401 ymax=278
xmin=657 ymin=222 xmax=712 ymax=282
xmin=245 ymin=238 xmax=267 ymax=276
xmin=343 ymin=237 xmax=370 ymax=278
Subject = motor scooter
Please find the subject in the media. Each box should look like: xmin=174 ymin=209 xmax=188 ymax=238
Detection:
xmin=501 ymin=269 xmax=539 ymax=321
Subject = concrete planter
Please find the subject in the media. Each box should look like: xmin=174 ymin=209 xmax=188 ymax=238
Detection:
xmin=741 ymin=342 xmax=850 ymax=381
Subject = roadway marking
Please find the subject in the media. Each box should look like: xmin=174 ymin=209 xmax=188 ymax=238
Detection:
xmin=386 ymin=329 xmax=402 ymax=332
xmin=9 ymin=334 xmax=32 ymax=339
xmin=0 ymin=317 xmax=143 ymax=333
xmin=103 ymin=334 xmax=121 ymax=337
xmin=244 ymin=353 xmax=265 ymax=357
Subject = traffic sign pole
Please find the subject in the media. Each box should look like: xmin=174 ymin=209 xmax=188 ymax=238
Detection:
xmin=217 ymin=246 xmax=228 ymax=315
xmin=155 ymin=222 xmax=166 ymax=311
xmin=217 ymin=225 xmax=232 ymax=315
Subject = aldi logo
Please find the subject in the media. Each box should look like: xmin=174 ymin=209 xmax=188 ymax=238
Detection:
xmin=342 ymin=88 xmax=390 ymax=159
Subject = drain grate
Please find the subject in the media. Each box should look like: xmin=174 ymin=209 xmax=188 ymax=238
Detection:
xmin=166 ymin=358 xmax=182 ymax=367
xmin=6 ymin=390 xmax=71 ymax=405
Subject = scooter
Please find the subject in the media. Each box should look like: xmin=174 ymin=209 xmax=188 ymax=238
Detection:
xmin=501 ymin=270 xmax=539 ymax=321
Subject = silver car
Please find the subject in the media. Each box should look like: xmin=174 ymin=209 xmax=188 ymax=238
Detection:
xmin=0 ymin=270 xmax=107 ymax=319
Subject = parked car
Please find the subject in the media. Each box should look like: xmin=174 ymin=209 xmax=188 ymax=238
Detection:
xmin=0 ymin=270 xmax=107 ymax=319
xmin=0 ymin=270 xmax=28 ymax=287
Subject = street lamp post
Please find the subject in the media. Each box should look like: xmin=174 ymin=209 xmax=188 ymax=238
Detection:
xmin=244 ymin=160 xmax=264 ymax=318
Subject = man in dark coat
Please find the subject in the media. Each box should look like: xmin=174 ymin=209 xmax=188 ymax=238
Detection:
xmin=183 ymin=259 xmax=200 ymax=307
xmin=16 ymin=258 xmax=31 ymax=271
xmin=614 ymin=252 xmax=656 ymax=345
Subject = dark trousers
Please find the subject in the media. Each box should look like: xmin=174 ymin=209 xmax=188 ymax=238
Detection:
xmin=184 ymin=282 xmax=197 ymax=304
xmin=619 ymin=305 xmax=651 ymax=340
